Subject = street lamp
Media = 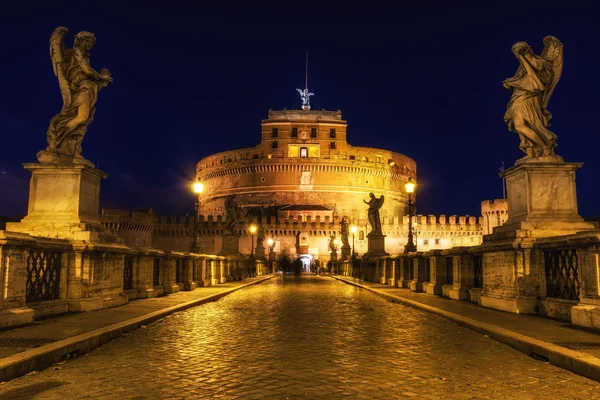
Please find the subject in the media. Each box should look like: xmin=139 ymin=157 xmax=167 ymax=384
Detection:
xmin=190 ymin=181 xmax=204 ymax=253
xmin=267 ymin=237 xmax=275 ymax=273
xmin=249 ymin=225 xmax=257 ymax=257
xmin=351 ymin=225 xmax=358 ymax=258
xmin=404 ymin=177 xmax=417 ymax=253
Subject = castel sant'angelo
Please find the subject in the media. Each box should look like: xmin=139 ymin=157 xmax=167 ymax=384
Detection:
xmin=102 ymin=90 xmax=507 ymax=264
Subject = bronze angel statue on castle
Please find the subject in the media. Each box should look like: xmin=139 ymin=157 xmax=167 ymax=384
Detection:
xmin=503 ymin=36 xmax=563 ymax=162
xmin=37 ymin=27 xmax=112 ymax=166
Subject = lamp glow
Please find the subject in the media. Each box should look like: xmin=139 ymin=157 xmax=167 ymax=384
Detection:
xmin=249 ymin=225 xmax=257 ymax=234
xmin=351 ymin=226 xmax=358 ymax=234
xmin=267 ymin=238 xmax=274 ymax=246
xmin=405 ymin=178 xmax=416 ymax=194
xmin=193 ymin=182 xmax=204 ymax=194
xmin=333 ymin=239 xmax=339 ymax=245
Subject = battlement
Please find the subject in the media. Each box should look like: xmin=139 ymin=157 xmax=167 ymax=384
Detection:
xmin=152 ymin=213 xmax=483 ymax=237
xmin=481 ymin=199 xmax=508 ymax=214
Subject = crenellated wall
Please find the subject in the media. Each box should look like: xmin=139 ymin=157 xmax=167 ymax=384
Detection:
xmin=103 ymin=209 xmax=485 ymax=259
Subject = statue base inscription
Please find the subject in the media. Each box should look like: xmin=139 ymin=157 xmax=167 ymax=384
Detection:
xmin=366 ymin=234 xmax=388 ymax=256
xmin=490 ymin=161 xmax=597 ymax=239
xmin=220 ymin=233 xmax=240 ymax=256
xmin=6 ymin=162 xmax=119 ymax=242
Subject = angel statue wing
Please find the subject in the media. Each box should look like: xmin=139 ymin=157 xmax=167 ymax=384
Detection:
xmin=540 ymin=35 xmax=563 ymax=109
xmin=49 ymin=26 xmax=72 ymax=108
xmin=296 ymin=88 xmax=304 ymax=96
xmin=307 ymin=92 xmax=314 ymax=98
xmin=377 ymin=195 xmax=385 ymax=209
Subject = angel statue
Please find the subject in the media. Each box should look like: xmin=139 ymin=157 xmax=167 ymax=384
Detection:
xmin=296 ymin=88 xmax=314 ymax=110
xmin=37 ymin=27 xmax=113 ymax=166
xmin=503 ymin=36 xmax=563 ymax=162
xmin=340 ymin=217 xmax=350 ymax=247
xmin=364 ymin=193 xmax=384 ymax=236
xmin=224 ymin=195 xmax=245 ymax=233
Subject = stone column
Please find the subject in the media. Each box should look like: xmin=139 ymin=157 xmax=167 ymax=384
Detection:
xmin=196 ymin=257 xmax=210 ymax=287
xmin=183 ymin=258 xmax=197 ymax=291
xmin=396 ymin=257 xmax=411 ymax=288
xmin=162 ymin=256 xmax=180 ymax=294
xmin=0 ymin=232 xmax=36 ymax=328
xmin=218 ymin=258 xmax=226 ymax=283
xmin=379 ymin=258 xmax=387 ymax=284
xmin=448 ymin=250 xmax=474 ymax=300
xmin=136 ymin=253 xmax=157 ymax=298
xmin=387 ymin=258 xmax=397 ymax=286
xmin=409 ymin=256 xmax=427 ymax=292
xmin=425 ymin=251 xmax=446 ymax=295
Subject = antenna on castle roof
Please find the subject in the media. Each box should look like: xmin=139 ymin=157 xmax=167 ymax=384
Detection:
xmin=305 ymin=50 xmax=308 ymax=92
xmin=296 ymin=50 xmax=314 ymax=110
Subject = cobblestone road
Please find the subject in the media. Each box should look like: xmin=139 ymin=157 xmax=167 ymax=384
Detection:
xmin=1 ymin=275 xmax=599 ymax=399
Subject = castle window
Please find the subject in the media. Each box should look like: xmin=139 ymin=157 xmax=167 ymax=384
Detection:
xmin=291 ymin=127 xmax=298 ymax=138
xmin=271 ymin=141 xmax=278 ymax=149
xmin=310 ymin=127 xmax=317 ymax=138
xmin=300 ymin=147 xmax=308 ymax=158
xmin=349 ymin=155 xmax=356 ymax=160
xmin=435 ymin=239 xmax=440 ymax=245
xmin=329 ymin=142 xmax=336 ymax=150
xmin=253 ymin=154 xmax=259 ymax=159
xmin=423 ymin=239 xmax=429 ymax=245
xmin=329 ymin=128 xmax=336 ymax=138
xmin=272 ymin=127 xmax=278 ymax=138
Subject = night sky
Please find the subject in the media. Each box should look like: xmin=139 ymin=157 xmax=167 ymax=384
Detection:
xmin=1 ymin=5 xmax=597 ymax=219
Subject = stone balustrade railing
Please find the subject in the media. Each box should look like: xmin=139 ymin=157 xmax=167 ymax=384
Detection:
xmin=332 ymin=228 xmax=600 ymax=331
xmin=0 ymin=230 xmax=270 ymax=329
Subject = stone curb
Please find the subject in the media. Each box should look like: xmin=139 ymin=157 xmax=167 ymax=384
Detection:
xmin=0 ymin=275 xmax=276 ymax=383
xmin=332 ymin=275 xmax=600 ymax=383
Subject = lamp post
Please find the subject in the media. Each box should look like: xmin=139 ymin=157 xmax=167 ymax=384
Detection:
xmin=249 ymin=225 xmax=257 ymax=277
xmin=351 ymin=225 xmax=358 ymax=258
xmin=249 ymin=225 xmax=257 ymax=257
xmin=404 ymin=178 xmax=417 ymax=253
xmin=267 ymin=237 xmax=275 ymax=273
xmin=332 ymin=238 xmax=339 ymax=273
xmin=190 ymin=181 xmax=204 ymax=253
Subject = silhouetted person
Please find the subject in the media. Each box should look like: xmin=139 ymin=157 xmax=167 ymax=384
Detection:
xmin=293 ymin=258 xmax=303 ymax=279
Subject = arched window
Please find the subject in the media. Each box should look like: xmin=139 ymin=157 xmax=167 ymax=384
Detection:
xmin=359 ymin=231 xmax=365 ymax=240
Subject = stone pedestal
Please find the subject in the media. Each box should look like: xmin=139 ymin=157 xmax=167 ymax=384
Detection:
xmin=6 ymin=163 xmax=118 ymax=242
xmin=341 ymin=245 xmax=351 ymax=260
xmin=366 ymin=234 xmax=387 ymax=256
xmin=479 ymin=160 xmax=597 ymax=315
xmin=255 ymin=244 xmax=266 ymax=259
xmin=492 ymin=161 xmax=597 ymax=239
xmin=220 ymin=233 xmax=240 ymax=256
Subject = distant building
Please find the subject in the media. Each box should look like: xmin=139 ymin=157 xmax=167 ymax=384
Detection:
xmin=100 ymin=109 xmax=510 ymax=262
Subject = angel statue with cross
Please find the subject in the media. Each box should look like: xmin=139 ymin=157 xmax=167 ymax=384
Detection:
xmin=37 ymin=27 xmax=113 ymax=167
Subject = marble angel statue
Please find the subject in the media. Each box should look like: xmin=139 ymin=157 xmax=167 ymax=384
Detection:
xmin=503 ymin=36 xmax=563 ymax=162
xmin=38 ymin=27 xmax=113 ymax=166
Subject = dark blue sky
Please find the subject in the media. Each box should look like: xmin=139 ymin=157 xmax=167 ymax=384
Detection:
xmin=1 ymin=4 xmax=597 ymax=218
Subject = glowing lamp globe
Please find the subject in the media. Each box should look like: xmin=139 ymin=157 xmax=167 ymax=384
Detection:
xmin=405 ymin=178 xmax=416 ymax=194
xmin=249 ymin=225 xmax=257 ymax=234
xmin=193 ymin=182 xmax=204 ymax=194
xmin=351 ymin=226 xmax=358 ymax=234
